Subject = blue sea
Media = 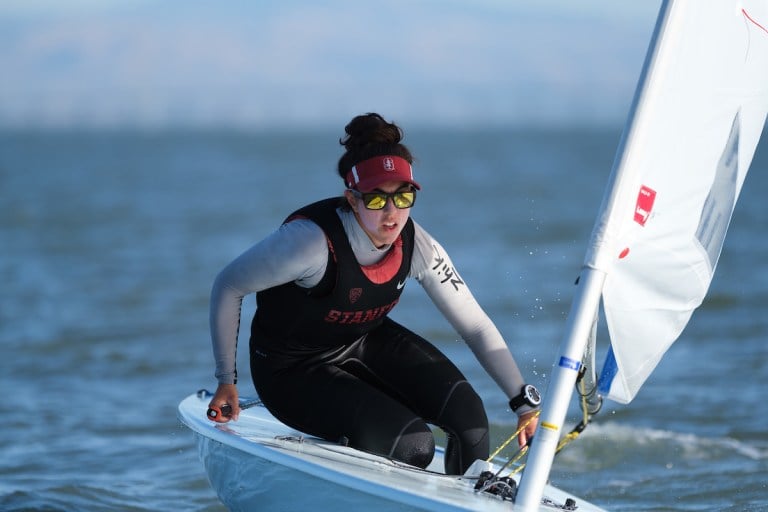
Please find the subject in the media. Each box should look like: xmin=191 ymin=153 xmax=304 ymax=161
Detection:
xmin=2 ymin=126 xmax=767 ymax=511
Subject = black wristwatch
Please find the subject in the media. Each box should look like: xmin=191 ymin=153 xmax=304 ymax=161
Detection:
xmin=509 ymin=384 xmax=541 ymax=412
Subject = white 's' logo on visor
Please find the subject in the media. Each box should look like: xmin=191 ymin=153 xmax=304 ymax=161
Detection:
xmin=383 ymin=157 xmax=395 ymax=171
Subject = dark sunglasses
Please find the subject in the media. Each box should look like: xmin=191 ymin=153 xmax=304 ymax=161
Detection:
xmin=351 ymin=188 xmax=417 ymax=210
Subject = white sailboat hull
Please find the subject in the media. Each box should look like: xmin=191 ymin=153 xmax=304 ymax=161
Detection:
xmin=178 ymin=392 xmax=606 ymax=512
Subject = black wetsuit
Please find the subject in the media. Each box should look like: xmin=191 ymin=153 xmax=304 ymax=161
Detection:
xmin=249 ymin=199 xmax=489 ymax=474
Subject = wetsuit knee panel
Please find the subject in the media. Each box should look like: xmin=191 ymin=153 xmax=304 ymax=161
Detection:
xmin=389 ymin=419 xmax=435 ymax=469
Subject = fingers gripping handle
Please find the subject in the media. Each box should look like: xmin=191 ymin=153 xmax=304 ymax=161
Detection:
xmin=197 ymin=389 xmax=262 ymax=423
xmin=206 ymin=403 xmax=233 ymax=422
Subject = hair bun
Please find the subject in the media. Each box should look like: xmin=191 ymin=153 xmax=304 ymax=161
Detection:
xmin=336 ymin=112 xmax=414 ymax=183
xmin=341 ymin=113 xmax=403 ymax=150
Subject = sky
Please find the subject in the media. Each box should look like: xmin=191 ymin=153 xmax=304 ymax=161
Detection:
xmin=0 ymin=1 xmax=662 ymax=130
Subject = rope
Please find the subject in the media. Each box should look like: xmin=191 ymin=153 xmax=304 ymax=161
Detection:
xmin=486 ymin=410 xmax=540 ymax=475
xmin=487 ymin=410 xmax=540 ymax=461
xmin=486 ymin=368 xmax=602 ymax=477
xmin=554 ymin=368 xmax=601 ymax=455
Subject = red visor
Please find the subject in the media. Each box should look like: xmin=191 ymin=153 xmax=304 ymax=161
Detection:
xmin=345 ymin=155 xmax=421 ymax=192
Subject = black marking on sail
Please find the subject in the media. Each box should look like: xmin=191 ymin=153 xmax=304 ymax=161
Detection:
xmin=695 ymin=111 xmax=740 ymax=271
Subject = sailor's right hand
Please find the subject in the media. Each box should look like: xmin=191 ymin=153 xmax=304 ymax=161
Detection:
xmin=207 ymin=383 xmax=240 ymax=423
xmin=516 ymin=410 xmax=539 ymax=448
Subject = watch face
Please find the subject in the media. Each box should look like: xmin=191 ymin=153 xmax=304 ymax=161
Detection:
xmin=525 ymin=385 xmax=541 ymax=405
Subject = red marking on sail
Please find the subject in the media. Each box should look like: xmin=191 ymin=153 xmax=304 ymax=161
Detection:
xmin=634 ymin=185 xmax=656 ymax=226
xmin=743 ymin=8 xmax=768 ymax=35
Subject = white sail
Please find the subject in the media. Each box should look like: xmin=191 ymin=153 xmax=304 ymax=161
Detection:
xmin=590 ymin=0 xmax=768 ymax=404
xmin=517 ymin=2 xmax=768 ymax=508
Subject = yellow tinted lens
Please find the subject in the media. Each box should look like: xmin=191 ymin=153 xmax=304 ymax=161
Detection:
xmin=393 ymin=191 xmax=415 ymax=208
xmin=363 ymin=193 xmax=387 ymax=210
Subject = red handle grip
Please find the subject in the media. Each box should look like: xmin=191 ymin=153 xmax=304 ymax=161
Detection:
xmin=206 ymin=403 xmax=233 ymax=422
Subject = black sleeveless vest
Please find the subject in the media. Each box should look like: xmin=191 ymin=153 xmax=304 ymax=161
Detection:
xmin=252 ymin=198 xmax=415 ymax=350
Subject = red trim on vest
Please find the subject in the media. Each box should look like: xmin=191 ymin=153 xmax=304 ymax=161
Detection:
xmin=360 ymin=236 xmax=403 ymax=284
xmin=286 ymin=214 xmax=401 ymax=283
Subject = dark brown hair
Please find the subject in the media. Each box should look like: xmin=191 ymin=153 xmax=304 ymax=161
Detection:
xmin=337 ymin=113 xmax=414 ymax=184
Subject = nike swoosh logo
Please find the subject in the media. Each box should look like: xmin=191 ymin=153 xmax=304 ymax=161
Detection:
xmin=396 ymin=280 xmax=406 ymax=290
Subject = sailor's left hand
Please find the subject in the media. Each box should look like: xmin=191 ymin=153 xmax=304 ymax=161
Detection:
xmin=517 ymin=410 xmax=539 ymax=448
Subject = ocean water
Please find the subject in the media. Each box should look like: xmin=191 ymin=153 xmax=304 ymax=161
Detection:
xmin=1 ymin=126 xmax=766 ymax=511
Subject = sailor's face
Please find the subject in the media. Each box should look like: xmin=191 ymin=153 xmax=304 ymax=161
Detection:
xmin=346 ymin=180 xmax=413 ymax=248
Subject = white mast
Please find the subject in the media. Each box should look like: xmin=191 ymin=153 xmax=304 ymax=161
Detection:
xmin=515 ymin=268 xmax=606 ymax=510
xmin=515 ymin=2 xmax=673 ymax=506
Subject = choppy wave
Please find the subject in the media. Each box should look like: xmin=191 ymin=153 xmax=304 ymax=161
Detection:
xmin=553 ymin=422 xmax=768 ymax=467
xmin=546 ymin=422 xmax=768 ymax=512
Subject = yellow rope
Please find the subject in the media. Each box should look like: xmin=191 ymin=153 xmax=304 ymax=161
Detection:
xmin=489 ymin=376 xmax=596 ymax=477
xmin=555 ymin=430 xmax=581 ymax=453
xmin=506 ymin=448 xmax=530 ymax=475
xmin=554 ymin=376 xmax=592 ymax=454
xmin=487 ymin=410 xmax=540 ymax=460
